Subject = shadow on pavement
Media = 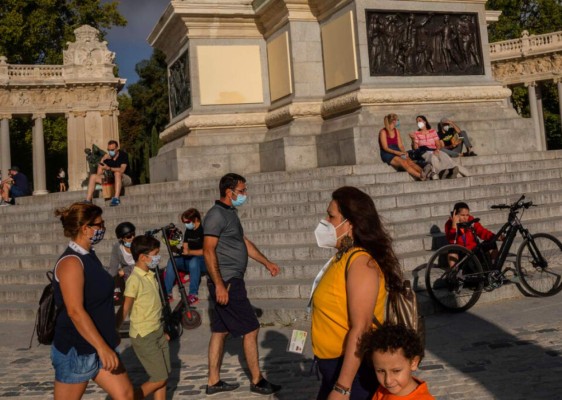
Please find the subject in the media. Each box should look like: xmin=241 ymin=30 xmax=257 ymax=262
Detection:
xmin=424 ymin=309 xmax=562 ymax=400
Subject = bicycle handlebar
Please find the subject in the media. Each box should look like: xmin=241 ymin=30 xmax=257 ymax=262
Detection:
xmin=490 ymin=195 xmax=535 ymax=211
xmin=457 ymin=217 xmax=481 ymax=229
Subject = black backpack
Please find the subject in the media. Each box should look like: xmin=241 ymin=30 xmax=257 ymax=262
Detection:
xmin=28 ymin=271 xmax=61 ymax=347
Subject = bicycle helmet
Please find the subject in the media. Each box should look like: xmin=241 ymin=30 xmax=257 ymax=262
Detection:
xmin=115 ymin=222 xmax=136 ymax=240
xmin=164 ymin=226 xmax=183 ymax=248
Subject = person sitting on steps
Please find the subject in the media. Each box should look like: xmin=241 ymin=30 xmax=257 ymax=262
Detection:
xmin=437 ymin=118 xmax=477 ymax=158
xmin=85 ymin=140 xmax=132 ymax=207
xmin=445 ymin=202 xmax=501 ymax=267
xmin=378 ymin=113 xmax=427 ymax=181
xmin=0 ymin=166 xmax=31 ymax=206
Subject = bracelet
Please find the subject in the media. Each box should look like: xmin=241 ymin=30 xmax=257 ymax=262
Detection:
xmin=333 ymin=382 xmax=351 ymax=396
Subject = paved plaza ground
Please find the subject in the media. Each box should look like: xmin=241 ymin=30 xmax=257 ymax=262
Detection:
xmin=1 ymin=292 xmax=562 ymax=399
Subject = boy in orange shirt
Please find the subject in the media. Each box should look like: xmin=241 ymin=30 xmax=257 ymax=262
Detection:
xmin=360 ymin=324 xmax=434 ymax=400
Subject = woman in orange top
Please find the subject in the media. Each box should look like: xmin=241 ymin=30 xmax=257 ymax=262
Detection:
xmin=311 ymin=186 xmax=404 ymax=400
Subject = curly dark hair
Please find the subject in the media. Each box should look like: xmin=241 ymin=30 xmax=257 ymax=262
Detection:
xmin=358 ymin=324 xmax=424 ymax=361
xmin=332 ymin=186 xmax=403 ymax=292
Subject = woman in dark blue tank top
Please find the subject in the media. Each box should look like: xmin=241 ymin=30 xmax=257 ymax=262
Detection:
xmin=52 ymin=202 xmax=133 ymax=399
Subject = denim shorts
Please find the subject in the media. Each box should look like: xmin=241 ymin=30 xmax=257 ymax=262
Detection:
xmin=51 ymin=346 xmax=102 ymax=384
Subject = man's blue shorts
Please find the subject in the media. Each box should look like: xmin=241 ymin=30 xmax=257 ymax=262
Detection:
xmin=10 ymin=186 xmax=27 ymax=198
xmin=207 ymin=278 xmax=260 ymax=337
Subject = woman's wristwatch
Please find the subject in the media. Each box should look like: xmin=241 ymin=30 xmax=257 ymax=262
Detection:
xmin=333 ymin=382 xmax=351 ymax=395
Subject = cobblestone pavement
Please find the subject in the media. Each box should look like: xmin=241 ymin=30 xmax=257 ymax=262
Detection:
xmin=1 ymin=293 xmax=562 ymax=399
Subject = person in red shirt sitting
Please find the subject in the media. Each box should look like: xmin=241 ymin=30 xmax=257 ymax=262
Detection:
xmin=445 ymin=202 xmax=499 ymax=265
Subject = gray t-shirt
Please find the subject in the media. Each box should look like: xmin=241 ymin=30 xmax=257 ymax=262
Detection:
xmin=203 ymin=200 xmax=248 ymax=281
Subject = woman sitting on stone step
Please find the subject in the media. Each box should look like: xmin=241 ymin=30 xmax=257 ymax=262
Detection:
xmin=379 ymin=113 xmax=427 ymax=180
xmin=410 ymin=115 xmax=469 ymax=179
xmin=310 ymin=186 xmax=404 ymax=399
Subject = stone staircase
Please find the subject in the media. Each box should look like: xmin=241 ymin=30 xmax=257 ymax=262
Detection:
xmin=2 ymin=150 xmax=562 ymax=325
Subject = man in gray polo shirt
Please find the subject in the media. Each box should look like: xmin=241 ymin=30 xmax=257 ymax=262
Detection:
xmin=203 ymin=173 xmax=282 ymax=396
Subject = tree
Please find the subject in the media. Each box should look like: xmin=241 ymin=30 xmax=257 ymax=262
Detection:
xmin=487 ymin=0 xmax=562 ymax=149
xmin=0 ymin=0 xmax=126 ymax=64
xmin=119 ymin=50 xmax=169 ymax=184
xmin=0 ymin=1 xmax=126 ymax=191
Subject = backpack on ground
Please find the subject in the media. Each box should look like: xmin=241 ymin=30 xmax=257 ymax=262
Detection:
xmin=28 ymin=270 xmax=60 ymax=348
xmin=374 ymin=280 xmax=426 ymax=348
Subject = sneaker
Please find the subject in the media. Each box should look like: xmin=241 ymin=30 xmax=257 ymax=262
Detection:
xmin=420 ymin=164 xmax=432 ymax=181
xmin=206 ymin=380 xmax=240 ymax=395
xmin=7 ymin=197 xmax=15 ymax=205
xmin=250 ymin=378 xmax=282 ymax=395
xmin=109 ymin=197 xmax=120 ymax=207
xmin=0 ymin=200 xmax=9 ymax=206
xmin=187 ymin=294 xmax=199 ymax=305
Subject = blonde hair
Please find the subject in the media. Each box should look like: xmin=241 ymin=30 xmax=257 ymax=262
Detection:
xmin=54 ymin=202 xmax=103 ymax=239
xmin=383 ymin=113 xmax=399 ymax=136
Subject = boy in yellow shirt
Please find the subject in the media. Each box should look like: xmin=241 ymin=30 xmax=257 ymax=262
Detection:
xmin=117 ymin=235 xmax=170 ymax=400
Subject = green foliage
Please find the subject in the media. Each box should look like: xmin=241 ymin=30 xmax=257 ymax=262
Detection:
xmin=487 ymin=0 xmax=562 ymax=149
xmin=119 ymin=50 xmax=169 ymax=184
xmin=0 ymin=0 xmax=126 ymax=64
xmin=487 ymin=0 xmax=562 ymax=41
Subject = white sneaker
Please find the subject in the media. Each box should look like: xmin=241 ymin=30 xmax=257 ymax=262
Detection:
xmin=0 ymin=200 xmax=10 ymax=206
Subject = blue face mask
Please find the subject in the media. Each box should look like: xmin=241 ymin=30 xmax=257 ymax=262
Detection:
xmin=395 ymin=120 xmax=401 ymax=128
xmin=123 ymin=241 xmax=132 ymax=248
xmin=90 ymin=229 xmax=105 ymax=246
xmin=185 ymin=222 xmax=195 ymax=230
xmin=232 ymin=193 xmax=247 ymax=207
xmin=108 ymin=150 xmax=116 ymax=157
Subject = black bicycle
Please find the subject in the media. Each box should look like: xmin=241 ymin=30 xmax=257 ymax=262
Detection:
xmin=425 ymin=195 xmax=562 ymax=312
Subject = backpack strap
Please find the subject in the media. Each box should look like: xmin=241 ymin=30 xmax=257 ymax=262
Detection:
xmin=344 ymin=249 xmax=386 ymax=327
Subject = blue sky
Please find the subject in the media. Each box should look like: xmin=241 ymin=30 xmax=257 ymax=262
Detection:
xmin=104 ymin=0 xmax=170 ymax=88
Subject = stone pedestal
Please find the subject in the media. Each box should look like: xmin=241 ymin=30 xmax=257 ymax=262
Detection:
xmin=148 ymin=0 xmax=537 ymax=183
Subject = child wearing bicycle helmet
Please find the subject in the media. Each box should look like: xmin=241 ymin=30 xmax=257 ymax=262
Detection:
xmin=108 ymin=221 xmax=136 ymax=303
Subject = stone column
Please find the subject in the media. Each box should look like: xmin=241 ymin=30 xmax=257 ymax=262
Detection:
xmin=0 ymin=115 xmax=12 ymax=179
xmin=66 ymin=111 xmax=87 ymax=192
xmin=32 ymin=113 xmax=48 ymax=195
xmin=536 ymin=84 xmax=547 ymax=150
xmin=526 ymin=82 xmax=543 ymax=151
xmin=557 ymin=79 xmax=562 ymax=138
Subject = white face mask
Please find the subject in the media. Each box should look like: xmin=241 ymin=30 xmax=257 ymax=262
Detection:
xmin=417 ymin=121 xmax=425 ymax=129
xmin=148 ymin=255 xmax=161 ymax=270
xmin=314 ymin=219 xmax=348 ymax=249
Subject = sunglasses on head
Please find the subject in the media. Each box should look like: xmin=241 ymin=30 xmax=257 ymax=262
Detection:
xmin=123 ymin=233 xmax=135 ymax=239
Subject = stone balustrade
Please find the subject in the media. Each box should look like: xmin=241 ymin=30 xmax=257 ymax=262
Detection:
xmin=6 ymin=65 xmax=64 ymax=80
xmin=490 ymin=30 xmax=562 ymax=61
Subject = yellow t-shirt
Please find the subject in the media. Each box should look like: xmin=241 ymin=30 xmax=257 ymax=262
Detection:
xmin=124 ymin=266 xmax=162 ymax=338
xmin=311 ymin=249 xmax=387 ymax=359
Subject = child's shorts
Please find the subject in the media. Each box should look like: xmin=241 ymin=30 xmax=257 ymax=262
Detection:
xmin=51 ymin=345 xmax=101 ymax=384
xmin=131 ymin=326 xmax=171 ymax=382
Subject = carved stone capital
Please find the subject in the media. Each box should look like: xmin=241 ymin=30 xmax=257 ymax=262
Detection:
xmin=265 ymin=101 xmax=322 ymax=128
xmin=0 ymin=114 xmax=12 ymax=120
xmin=32 ymin=113 xmax=46 ymax=120
xmin=70 ymin=111 xmax=87 ymax=118
xmin=100 ymin=110 xmax=113 ymax=117
xmin=322 ymin=86 xmax=513 ymax=118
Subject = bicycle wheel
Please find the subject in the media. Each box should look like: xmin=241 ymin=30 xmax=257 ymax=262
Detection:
xmin=516 ymin=233 xmax=562 ymax=296
xmin=425 ymin=244 xmax=484 ymax=312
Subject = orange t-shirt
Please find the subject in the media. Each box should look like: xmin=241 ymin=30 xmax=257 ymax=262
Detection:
xmin=372 ymin=378 xmax=435 ymax=400
xmin=311 ymin=249 xmax=386 ymax=359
